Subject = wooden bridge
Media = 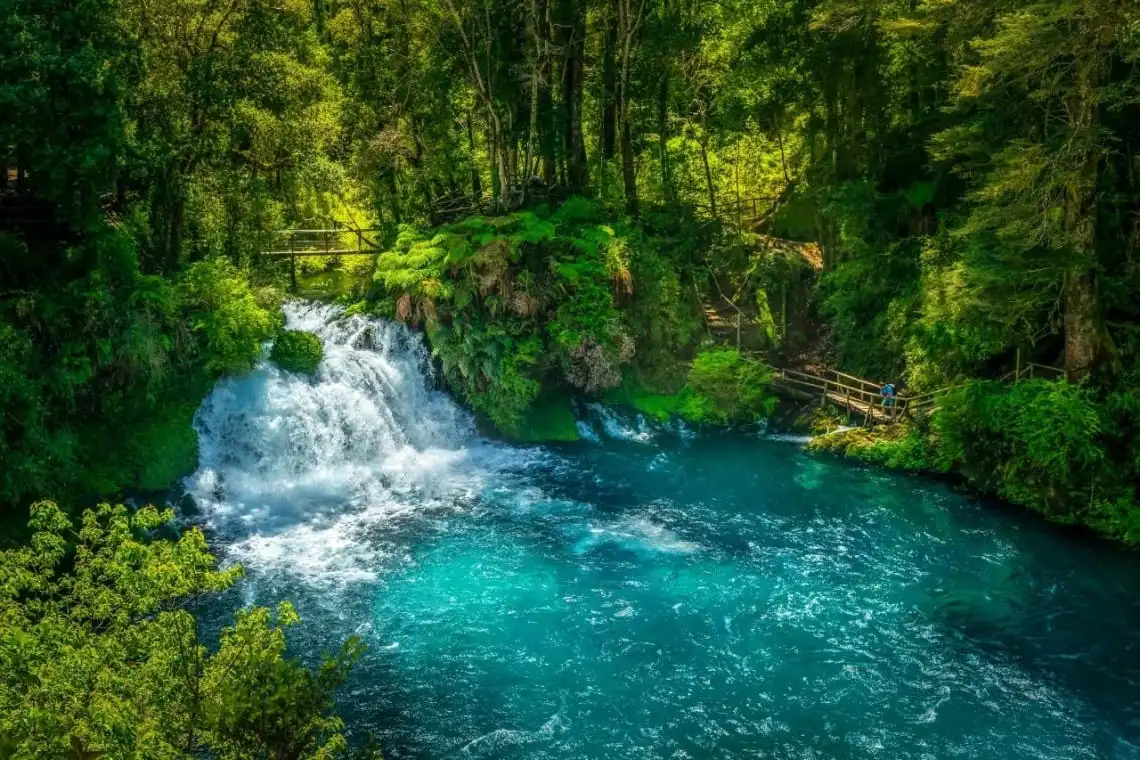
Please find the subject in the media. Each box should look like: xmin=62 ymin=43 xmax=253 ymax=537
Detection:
xmin=261 ymin=228 xmax=384 ymax=289
xmin=764 ymin=365 xmax=940 ymax=424
xmin=765 ymin=352 xmax=1066 ymax=425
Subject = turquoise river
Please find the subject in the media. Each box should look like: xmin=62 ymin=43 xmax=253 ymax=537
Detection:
xmin=185 ymin=302 xmax=1140 ymax=760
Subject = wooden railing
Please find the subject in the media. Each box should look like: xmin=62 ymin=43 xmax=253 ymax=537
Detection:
xmin=694 ymin=196 xmax=779 ymax=225
xmin=763 ymin=357 xmax=1066 ymax=425
xmin=261 ymin=228 xmax=384 ymax=289
xmin=765 ymin=365 xmax=915 ymax=424
xmin=1000 ymin=362 xmax=1067 ymax=383
xmin=430 ymin=182 xmax=567 ymax=223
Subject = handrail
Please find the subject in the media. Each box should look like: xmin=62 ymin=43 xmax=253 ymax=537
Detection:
xmin=262 ymin=249 xmax=379 ymax=257
xmin=261 ymin=226 xmax=386 ymax=290
xmin=765 ymin=353 xmax=1065 ymax=425
xmin=833 ymin=370 xmax=884 ymax=392
xmin=765 ymin=362 xmax=951 ymax=423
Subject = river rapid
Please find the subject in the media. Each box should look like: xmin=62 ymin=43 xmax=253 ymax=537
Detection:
xmin=185 ymin=301 xmax=1140 ymax=760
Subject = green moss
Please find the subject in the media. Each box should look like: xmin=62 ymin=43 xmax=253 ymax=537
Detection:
xmin=606 ymin=350 xmax=777 ymax=426
xmin=807 ymin=424 xmax=941 ymax=472
xmin=75 ymin=376 xmax=213 ymax=499
xmin=606 ymin=382 xmax=693 ymax=422
xmin=513 ymin=396 xmax=580 ymax=443
xmin=271 ymin=330 xmax=324 ymax=374
xmin=132 ymin=407 xmax=200 ymax=492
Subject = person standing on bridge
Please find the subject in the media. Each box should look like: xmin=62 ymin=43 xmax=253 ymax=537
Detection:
xmin=880 ymin=382 xmax=897 ymax=411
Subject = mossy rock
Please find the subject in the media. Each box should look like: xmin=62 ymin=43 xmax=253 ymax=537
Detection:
xmin=512 ymin=396 xmax=580 ymax=443
xmin=75 ymin=375 xmax=214 ymax=499
xmin=605 ymin=350 xmax=777 ymax=426
xmin=271 ymin=330 xmax=324 ymax=374
xmin=606 ymin=381 xmax=695 ymax=422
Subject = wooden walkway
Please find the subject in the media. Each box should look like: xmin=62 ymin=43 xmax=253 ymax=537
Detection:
xmin=764 ymin=356 xmax=1066 ymax=425
xmin=764 ymin=365 xmax=938 ymax=425
xmin=261 ymin=228 xmax=384 ymax=289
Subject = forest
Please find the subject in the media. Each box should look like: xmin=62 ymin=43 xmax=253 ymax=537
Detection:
xmin=3 ymin=0 xmax=1140 ymax=754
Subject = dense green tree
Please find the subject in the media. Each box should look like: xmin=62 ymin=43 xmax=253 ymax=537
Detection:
xmin=0 ymin=502 xmax=367 ymax=759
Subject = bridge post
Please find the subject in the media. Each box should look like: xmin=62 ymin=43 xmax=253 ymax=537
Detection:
xmin=290 ymin=235 xmax=297 ymax=291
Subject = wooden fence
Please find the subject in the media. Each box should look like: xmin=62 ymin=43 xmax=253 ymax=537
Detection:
xmin=765 ymin=365 xmax=917 ymax=424
xmin=430 ymin=182 xmax=567 ymax=223
xmin=261 ymin=228 xmax=384 ymax=289
xmin=763 ymin=354 xmax=1067 ymax=425
xmin=693 ymin=196 xmax=780 ymax=229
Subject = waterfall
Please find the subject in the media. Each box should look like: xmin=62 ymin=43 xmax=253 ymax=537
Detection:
xmin=185 ymin=301 xmax=517 ymax=583
xmin=185 ymin=301 xmax=692 ymax=585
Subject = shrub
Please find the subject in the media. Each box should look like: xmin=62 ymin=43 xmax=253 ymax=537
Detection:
xmin=685 ymin=348 xmax=778 ymax=424
xmin=933 ymin=379 xmax=1105 ymax=515
xmin=0 ymin=502 xmax=364 ymax=758
xmin=808 ymin=423 xmax=942 ymax=472
xmin=271 ymin=330 xmax=324 ymax=374
xmin=607 ymin=349 xmax=778 ymax=426
xmin=179 ymin=259 xmax=279 ymax=375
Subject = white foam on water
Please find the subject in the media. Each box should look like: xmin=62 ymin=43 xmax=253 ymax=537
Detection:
xmin=576 ymin=420 xmax=601 ymax=443
xmin=767 ymin=433 xmax=814 ymax=444
xmin=574 ymin=515 xmax=703 ymax=556
xmin=186 ymin=301 xmax=521 ymax=585
xmin=586 ymin=403 xmax=656 ymax=443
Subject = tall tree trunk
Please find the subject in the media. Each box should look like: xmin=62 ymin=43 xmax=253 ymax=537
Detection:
xmin=1063 ymin=54 xmax=1102 ymax=378
xmin=561 ymin=0 xmax=588 ymax=191
xmin=540 ymin=83 xmax=556 ymax=184
xmin=824 ymin=75 xmax=839 ymax=180
xmin=410 ymin=118 xmax=436 ymax=219
xmin=601 ymin=0 xmax=618 ymax=161
xmin=440 ymin=0 xmax=511 ymax=206
xmin=151 ymin=165 xmax=185 ymax=273
xmin=386 ymin=168 xmax=402 ymax=225
xmin=621 ymin=121 xmax=638 ymax=215
xmin=699 ymin=133 xmax=715 ymax=218
xmin=524 ymin=0 xmax=549 ymax=197
xmin=1064 ymin=264 xmax=1098 ymax=378
xmin=616 ymin=0 xmax=643 ymax=214
xmin=467 ymin=113 xmax=482 ymax=198
xmin=167 ymin=191 xmax=185 ymax=272
xmin=699 ymin=110 xmax=715 ymax=217
xmin=658 ymin=68 xmax=673 ymax=203
xmin=540 ymin=0 xmax=557 ymax=184
xmin=524 ymin=5 xmax=540 ymax=198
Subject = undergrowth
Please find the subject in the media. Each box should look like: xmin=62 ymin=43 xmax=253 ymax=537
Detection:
xmin=370 ymin=197 xmax=708 ymax=436
xmin=607 ymin=347 xmax=777 ymax=425
xmin=810 ymin=379 xmax=1140 ymax=543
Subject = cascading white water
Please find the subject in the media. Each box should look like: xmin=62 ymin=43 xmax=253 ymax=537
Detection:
xmin=184 ymin=301 xmax=695 ymax=586
xmin=186 ymin=301 xmax=517 ymax=583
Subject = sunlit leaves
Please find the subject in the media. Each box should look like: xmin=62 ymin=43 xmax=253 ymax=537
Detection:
xmin=0 ymin=503 xmax=362 ymax=759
